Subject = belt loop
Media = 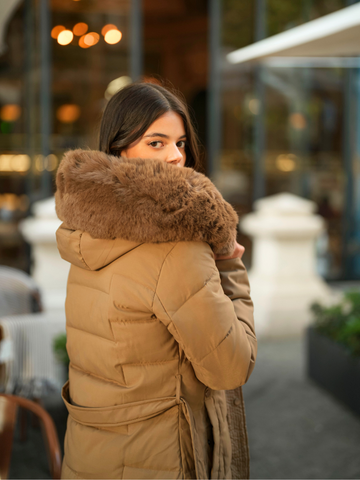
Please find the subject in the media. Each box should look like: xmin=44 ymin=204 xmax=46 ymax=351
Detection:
xmin=175 ymin=374 xmax=182 ymax=404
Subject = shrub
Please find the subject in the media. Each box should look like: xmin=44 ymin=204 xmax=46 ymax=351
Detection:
xmin=311 ymin=291 xmax=360 ymax=358
xmin=53 ymin=333 xmax=69 ymax=366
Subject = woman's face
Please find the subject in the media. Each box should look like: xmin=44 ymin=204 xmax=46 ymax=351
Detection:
xmin=121 ymin=111 xmax=186 ymax=167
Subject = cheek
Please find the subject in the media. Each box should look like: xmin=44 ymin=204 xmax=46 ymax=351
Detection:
xmin=127 ymin=143 xmax=151 ymax=158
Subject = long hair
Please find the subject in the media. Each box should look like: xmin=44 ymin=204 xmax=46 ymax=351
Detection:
xmin=98 ymin=82 xmax=202 ymax=171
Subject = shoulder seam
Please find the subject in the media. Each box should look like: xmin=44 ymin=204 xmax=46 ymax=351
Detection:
xmin=152 ymin=242 xmax=179 ymax=308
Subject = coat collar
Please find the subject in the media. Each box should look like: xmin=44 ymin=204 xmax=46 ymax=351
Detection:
xmin=55 ymin=149 xmax=238 ymax=256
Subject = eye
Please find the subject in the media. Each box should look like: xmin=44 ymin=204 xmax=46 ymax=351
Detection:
xmin=177 ymin=140 xmax=186 ymax=148
xmin=149 ymin=141 xmax=163 ymax=148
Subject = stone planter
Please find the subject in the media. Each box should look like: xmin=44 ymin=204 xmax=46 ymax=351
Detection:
xmin=240 ymin=193 xmax=331 ymax=338
xmin=306 ymin=325 xmax=360 ymax=417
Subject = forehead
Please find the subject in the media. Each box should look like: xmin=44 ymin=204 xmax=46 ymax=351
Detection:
xmin=145 ymin=111 xmax=185 ymax=136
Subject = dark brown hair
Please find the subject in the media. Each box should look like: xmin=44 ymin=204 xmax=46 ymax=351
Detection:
xmin=99 ymin=82 xmax=202 ymax=171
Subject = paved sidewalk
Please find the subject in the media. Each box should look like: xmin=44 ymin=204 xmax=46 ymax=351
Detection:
xmin=243 ymin=334 xmax=360 ymax=479
xmin=8 ymin=334 xmax=360 ymax=479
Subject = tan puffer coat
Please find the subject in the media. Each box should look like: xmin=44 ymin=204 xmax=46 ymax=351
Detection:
xmin=55 ymin=149 xmax=257 ymax=480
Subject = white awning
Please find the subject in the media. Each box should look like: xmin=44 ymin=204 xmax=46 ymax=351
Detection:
xmin=0 ymin=0 xmax=22 ymax=56
xmin=227 ymin=2 xmax=360 ymax=64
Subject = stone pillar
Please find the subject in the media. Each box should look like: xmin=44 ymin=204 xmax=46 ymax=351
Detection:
xmin=241 ymin=193 xmax=332 ymax=338
xmin=19 ymin=197 xmax=69 ymax=311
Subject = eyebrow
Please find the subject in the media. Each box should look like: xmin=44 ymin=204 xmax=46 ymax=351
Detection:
xmin=143 ymin=133 xmax=187 ymax=139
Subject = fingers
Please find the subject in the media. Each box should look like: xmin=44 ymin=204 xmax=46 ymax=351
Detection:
xmin=214 ymin=242 xmax=245 ymax=261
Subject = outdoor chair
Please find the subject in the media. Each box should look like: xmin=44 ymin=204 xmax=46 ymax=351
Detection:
xmin=0 ymin=266 xmax=42 ymax=317
xmin=0 ymin=394 xmax=62 ymax=479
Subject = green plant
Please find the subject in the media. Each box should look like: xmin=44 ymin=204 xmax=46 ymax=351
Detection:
xmin=53 ymin=333 xmax=69 ymax=366
xmin=311 ymin=291 xmax=360 ymax=357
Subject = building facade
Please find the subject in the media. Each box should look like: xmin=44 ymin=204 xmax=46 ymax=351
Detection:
xmin=0 ymin=0 xmax=359 ymax=280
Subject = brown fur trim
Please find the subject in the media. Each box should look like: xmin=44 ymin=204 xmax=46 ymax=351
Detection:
xmin=55 ymin=149 xmax=238 ymax=255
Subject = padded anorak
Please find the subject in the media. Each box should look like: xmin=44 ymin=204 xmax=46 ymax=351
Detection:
xmin=55 ymin=149 xmax=257 ymax=479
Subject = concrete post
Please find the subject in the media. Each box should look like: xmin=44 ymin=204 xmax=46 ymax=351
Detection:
xmin=19 ymin=197 xmax=69 ymax=311
xmin=241 ymin=193 xmax=332 ymax=338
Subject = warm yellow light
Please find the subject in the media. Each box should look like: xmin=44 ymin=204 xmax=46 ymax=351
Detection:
xmin=79 ymin=35 xmax=91 ymax=49
xmin=56 ymin=104 xmax=81 ymax=123
xmin=51 ymin=25 xmax=65 ymax=39
xmin=57 ymin=30 xmax=74 ymax=45
xmin=0 ymin=194 xmax=17 ymax=211
xmin=0 ymin=155 xmax=13 ymax=171
xmin=73 ymin=22 xmax=88 ymax=36
xmin=35 ymin=155 xmax=45 ymax=172
xmin=45 ymin=154 xmax=58 ymax=171
xmin=0 ymin=154 xmax=31 ymax=172
xmin=19 ymin=194 xmax=30 ymax=211
xmin=11 ymin=154 xmax=31 ymax=172
xmin=289 ymin=112 xmax=307 ymax=130
xmin=276 ymin=154 xmax=297 ymax=172
xmin=84 ymin=32 xmax=99 ymax=46
xmin=0 ymin=104 xmax=21 ymax=122
xmin=105 ymin=76 xmax=132 ymax=99
xmin=248 ymin=98 xmax=259 ymax=115
xmin=101 ymin=24 xmax=117 ymax=36
xmin=104 ymin=29 xmax=122 ymax=45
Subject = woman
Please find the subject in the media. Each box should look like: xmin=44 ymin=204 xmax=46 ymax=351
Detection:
xmin=55 ymin=82 xmax=257 ymax=480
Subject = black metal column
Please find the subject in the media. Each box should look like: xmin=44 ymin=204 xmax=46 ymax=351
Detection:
xmin=39 ymin=0 xmax=52 ymax=198
xmin=253 ymin=0 xmax=266 ymax=201
xmin=24 ymin=0 xmax=36 ymax=202
xmin=130 ymin=0 xmax=143 ymax=81
xmin=207 ymin=0 xmax=221 ymax=178
xmin=342 ymin=68 xmax=356 ymax=278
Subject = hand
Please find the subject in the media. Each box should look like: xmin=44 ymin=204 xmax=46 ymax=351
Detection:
xmin=214 ymin=241 xmax=245 ymax=261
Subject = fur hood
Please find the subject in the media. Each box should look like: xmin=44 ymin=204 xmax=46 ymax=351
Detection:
xmin=55 ymin=149 xmax=239 ymax=256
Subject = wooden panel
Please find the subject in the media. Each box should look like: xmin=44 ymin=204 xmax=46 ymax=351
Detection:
xmin=0 ymin=396 xmax=18 ymax=480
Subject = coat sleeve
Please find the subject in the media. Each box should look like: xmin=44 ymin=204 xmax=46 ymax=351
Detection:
xmin=152 ymin=241 xmax=257 ymax=390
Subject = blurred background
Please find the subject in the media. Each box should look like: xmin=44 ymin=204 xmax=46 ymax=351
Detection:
xmin=0 ymin=0 xmax=360 ymax=479
xmin=0 ymin=0 xmax=359 ymax=280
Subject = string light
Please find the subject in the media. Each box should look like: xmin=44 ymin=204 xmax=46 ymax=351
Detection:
xmin=73 ymin=22 xmax=88 ymax=36
xmin=0 ymin=194 xmax=30 ymax=211
xmin=51 ymin=25 xmax=65 ymax=39
xmin=0 ymin=105 xmax=21 ymax=122
xmin=79 ymin=35 xmax=91 ymax=49
xmin=0 ymin=155 xmax=31 ymax=172
xmin=104 ymin=29 xmax=122 ymax=45
xmin=56 ymin=104 xmax=81 ymax=123
xmin=101 ymin=24 xmax=117 ymax=36
xmin=83 ymin=32 xmax=100 ymax=46
xmin=276 ymin=154 xmax=297 ymax=172
xmin=105 ymin=76 xmax=132 ymax=99
xmin=45 ymin=154 xmax=58 ymax=171
xmin=57 ymin=30 xmax=74 ymax=45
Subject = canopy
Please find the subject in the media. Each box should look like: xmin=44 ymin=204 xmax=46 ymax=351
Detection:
xmin=0 ymin=0 xmax=22 ymax=56
xmin=227 ymin=2 xmax=360 ymax=64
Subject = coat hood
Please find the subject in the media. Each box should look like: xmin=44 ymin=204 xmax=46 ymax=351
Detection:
xmin=55 ymin=149 xmax=238 ymax=269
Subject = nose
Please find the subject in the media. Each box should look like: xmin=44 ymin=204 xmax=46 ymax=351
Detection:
xmin=166 ymin=144 xmax=183 ymax=166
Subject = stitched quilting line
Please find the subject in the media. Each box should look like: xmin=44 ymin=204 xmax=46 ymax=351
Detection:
xmin=78 ymin=232 xmax=91 ymax=270
xmin=67 ymin=324 xmax=115 ymax=343
xmin=70 ymin=363 xmax=126 ymax=387
xmin=110 ymin=318 xmax=158 ymax=324
xmin=155 ymin=286 xmax=237 ymax=367
xmin=170 ymin=269 xmax=218 ymax=318
xmin=121 ymin=359 xmax=177 ymax=367
xmin=66 ymin=281 xmax=110 ymax=295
